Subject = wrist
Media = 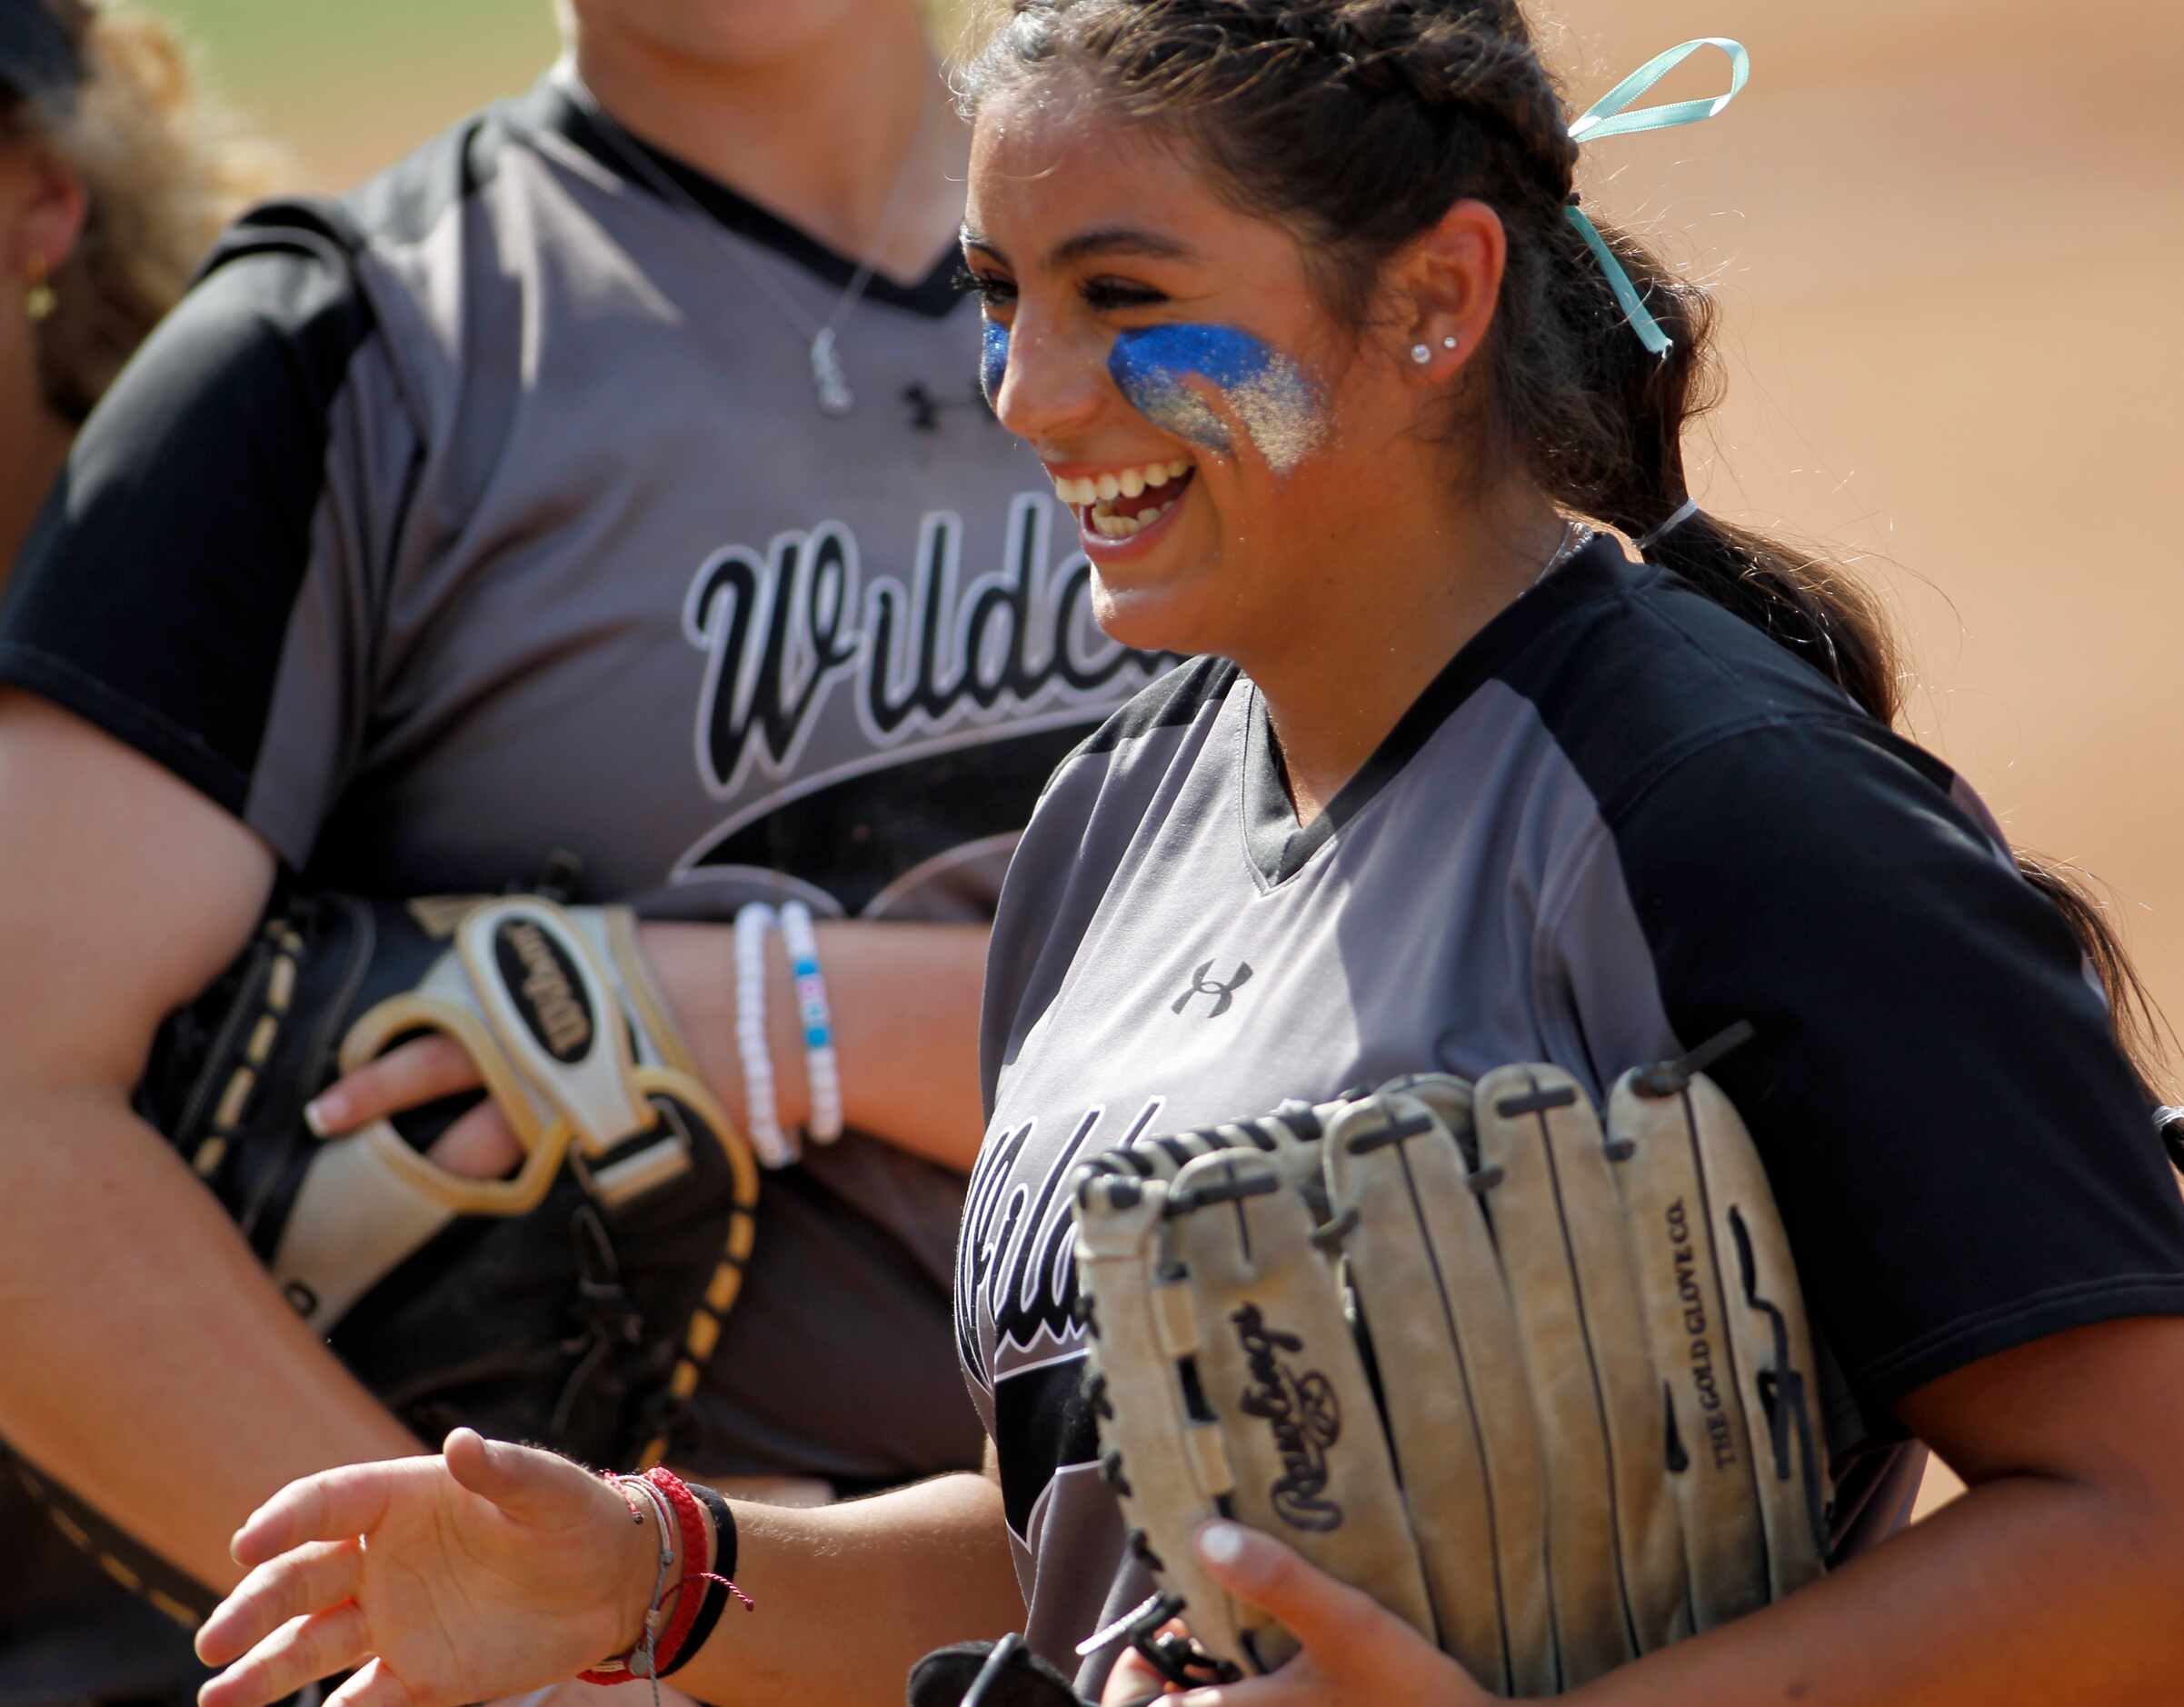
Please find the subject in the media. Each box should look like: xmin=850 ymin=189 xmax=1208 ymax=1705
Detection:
xmin=637 ymin=922 xmax=741 ymax=1123
xmin=607 ymin=1478 xmax=664 ymax=1661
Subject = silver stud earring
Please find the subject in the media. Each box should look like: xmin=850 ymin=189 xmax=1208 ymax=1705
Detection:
xmin=1442 ymin=335 xmax=1460 ymax=350
xmin=1411 ymin=343 xmax=1432 ymax=365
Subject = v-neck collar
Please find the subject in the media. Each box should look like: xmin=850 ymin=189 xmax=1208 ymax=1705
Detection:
xmin=525 ymin=77 xmax=967 ymax=320
xmin=1240 ymin=534 xmax=1636 ymax=885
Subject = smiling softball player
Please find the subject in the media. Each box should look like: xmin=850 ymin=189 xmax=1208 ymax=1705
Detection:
xmin=183 ymin=5 xmax=2184 ymax=1705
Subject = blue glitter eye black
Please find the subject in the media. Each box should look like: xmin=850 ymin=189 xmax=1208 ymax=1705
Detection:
xmin=981 ymin=319 xmax=1010 ymax=407
xmin=1107 ymin=324 xmax=1327 ymax=474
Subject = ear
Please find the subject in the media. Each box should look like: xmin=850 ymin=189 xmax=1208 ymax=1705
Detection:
xmin=1381 ymin=197 xmax=1507 ymax=381
xmin=1 ymin=140 xmax=90 ymax=283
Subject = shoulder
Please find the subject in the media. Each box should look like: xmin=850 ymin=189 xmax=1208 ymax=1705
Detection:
xmin=165 ymin=85 xmax=559 ymax=392
xmin=335 ymin=94 xmax=529 ymax=259
xmin=190 ymin=86 xmax=534 ymax=321
xmin=1511 ymin=558 xmax=2009 ymax=950
xmin=83 ymin=86 xmax=571 ymax=494
xmin=65 ymin=97 xmax=522 ymax=449
xmin=1489 ymin=539 xmax=1894 ymax=826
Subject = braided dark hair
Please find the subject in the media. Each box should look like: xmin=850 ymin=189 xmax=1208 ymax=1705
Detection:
xmin=958 ymin=0 xmax=2174 ymax=1097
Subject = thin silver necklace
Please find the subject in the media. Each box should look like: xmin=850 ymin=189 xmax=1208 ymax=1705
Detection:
xmin=559 ymin=68 xmax=932 ymax=417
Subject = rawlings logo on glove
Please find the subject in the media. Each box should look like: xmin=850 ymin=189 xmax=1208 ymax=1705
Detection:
xmin=1231 ymin=1306 xmax=1342 ymax=1533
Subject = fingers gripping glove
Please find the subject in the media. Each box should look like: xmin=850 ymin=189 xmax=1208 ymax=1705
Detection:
xmin=137 ymin=893 xmax=759 ymax=1469
xmin=1071 ymin=1038 xmax=1830 ymax=1695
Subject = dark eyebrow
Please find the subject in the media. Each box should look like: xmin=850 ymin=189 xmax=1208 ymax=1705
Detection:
xmin=958 ymin=224 xmax=1198 ymax=271
xmin=1045 ymin=225 xmax=1198 ymax=269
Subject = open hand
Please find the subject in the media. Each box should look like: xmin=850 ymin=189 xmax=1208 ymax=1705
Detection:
xmin=1101 ymin=1523 xmax=1489 ymax=1707
xmin=196 ymin=1430 xmax=654 ymax=1707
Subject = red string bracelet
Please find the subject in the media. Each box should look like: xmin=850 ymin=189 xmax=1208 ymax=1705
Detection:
xmin=579 ymin=1468 xmax=754 ymax=1689
xmin=640 ymin=1469 xmax=712 ymax=1672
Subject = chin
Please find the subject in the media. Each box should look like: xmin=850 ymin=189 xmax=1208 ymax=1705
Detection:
xmin=1088 ymin=574 xmax=1225 ymax=662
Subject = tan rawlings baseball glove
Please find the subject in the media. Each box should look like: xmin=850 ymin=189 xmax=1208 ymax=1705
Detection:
xmin=1069 ymin=1027 xmax=1830 ymax=1695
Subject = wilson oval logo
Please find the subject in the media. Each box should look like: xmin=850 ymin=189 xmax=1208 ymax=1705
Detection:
xmin=494 ymin=920 xmax=594 ymax=1063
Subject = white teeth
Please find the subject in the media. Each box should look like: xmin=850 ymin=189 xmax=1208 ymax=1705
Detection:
xmin=1049 ymin=460 xmax=1194 ymax=509
xmin=1087 ymin=499 xmax=1176 ymax=542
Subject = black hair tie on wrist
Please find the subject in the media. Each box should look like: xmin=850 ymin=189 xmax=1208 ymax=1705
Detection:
xmin=664 ymin=1482 xmax=738 ymax=1675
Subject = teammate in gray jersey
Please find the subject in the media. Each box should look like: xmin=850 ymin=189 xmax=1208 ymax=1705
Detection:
xmin=187 ymin=5 xmax=2184 ymax=1706
xmin=0 ymin=0 xmax=1169 ymax=1685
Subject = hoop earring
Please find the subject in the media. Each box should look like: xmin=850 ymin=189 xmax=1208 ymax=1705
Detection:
xmin=1410 ymin=343 xmax=1431 ymax=365
xmin=25 ymin=255 xmax=55 ymax=324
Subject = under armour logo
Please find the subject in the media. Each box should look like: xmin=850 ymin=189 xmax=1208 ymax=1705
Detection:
xmin=1173 ymin=959 xmax=1254 ymax=1018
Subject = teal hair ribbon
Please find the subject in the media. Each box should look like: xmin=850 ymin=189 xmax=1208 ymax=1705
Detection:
xmin=1564 ymin=37 xmax=1750 ymax=356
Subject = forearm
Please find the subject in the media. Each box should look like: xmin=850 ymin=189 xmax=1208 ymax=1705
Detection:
xmin=674 ymin=1469 xmax=1022 ymax=1706
xmin=0 ymin=1085 xmax=419 ymax=1590
xmin=646 ymin=919 xmax=990 ymax=1172
xmin=1571 ymin=1474 xmax=2184 ymax=1705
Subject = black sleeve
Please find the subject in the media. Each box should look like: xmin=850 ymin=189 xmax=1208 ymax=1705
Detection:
xmin=1591 ymin=715 xmax=2184 ymax=1435
xmin=0 ymin=212 xmax=382 ymax=840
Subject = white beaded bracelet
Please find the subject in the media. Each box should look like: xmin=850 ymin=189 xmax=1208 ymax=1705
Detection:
xmin=732 ymin=903 xmax=798 ymax=1169
xmin=778 ymin=902 xmax=843 ymax=1144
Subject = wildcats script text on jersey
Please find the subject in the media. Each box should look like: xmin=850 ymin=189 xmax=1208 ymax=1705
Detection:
xmin=957 ymin=1096 xmax=1177 ymax=1391
xmin=682 ymin=494 xmax=1166 ymax=799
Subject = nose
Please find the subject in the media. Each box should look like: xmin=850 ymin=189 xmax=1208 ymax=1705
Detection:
xmin=987 ymin=312 xmax=1107 ymax=448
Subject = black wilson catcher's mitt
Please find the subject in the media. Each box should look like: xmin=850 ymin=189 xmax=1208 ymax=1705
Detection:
xmin=1065 ymin=1035 xmax=1830 ymax=1697
xmin=138 ymin=893 xmax=759 ymax=1472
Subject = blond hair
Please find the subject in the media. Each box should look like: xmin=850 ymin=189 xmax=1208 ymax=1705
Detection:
xmin=9 ymin=4 xmax=279 ymax=421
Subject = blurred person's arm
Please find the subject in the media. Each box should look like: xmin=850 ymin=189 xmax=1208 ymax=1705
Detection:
xmin=0 ymin=694 xmax=420 ymax=1590
xmin=312 ymin=917 xmax=994 ymax=1176
xmin=197 ymin=1435 xmax=1024 ymax=1707
xmin=649 ymin=915 xmax=992 ymax=1172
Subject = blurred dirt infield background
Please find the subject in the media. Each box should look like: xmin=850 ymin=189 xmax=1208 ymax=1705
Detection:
xmin=144 ymin=0 xmax=2183 ymax=1512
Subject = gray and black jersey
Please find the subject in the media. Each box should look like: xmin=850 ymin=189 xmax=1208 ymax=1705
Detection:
xmin=961 ymin=534 xmax=2184 ymax=1690
xmin=0 ymin=73 xmax=1168 ymax=1488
